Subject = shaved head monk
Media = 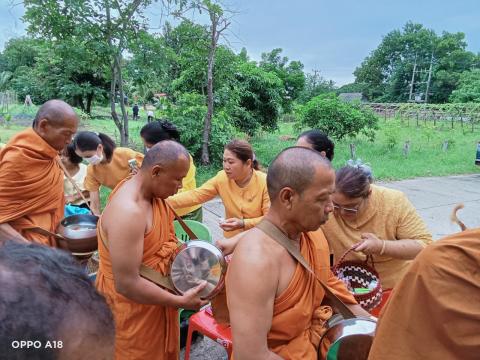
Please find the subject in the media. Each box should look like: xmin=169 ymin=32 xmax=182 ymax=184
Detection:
xmin=226 ymin=147 xmax=369 ymax=360
xmin=0 ymin=100 xmax=79 ymax=246
xmin=368 ymin=227 xmax=480 ymax=360
xmin=96 ymin=140 xmax=208 ymax=359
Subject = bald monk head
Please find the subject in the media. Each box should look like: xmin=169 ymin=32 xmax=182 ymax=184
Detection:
xmin=0 ymin=240 xmax=114 ymax=360
xmin=267 ymin=146 xmax=335 ymax=232
xmin=140 ymin=140 xmax=190 ymax=199
xmin=32 ymin=100 xmax=79 ymax=151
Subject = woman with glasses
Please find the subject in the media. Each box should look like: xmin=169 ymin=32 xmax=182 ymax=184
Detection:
xmin=322 ymin=163 xmax=433 ymax=290
xmin=73 ymin=131 xmax=144 ymax=216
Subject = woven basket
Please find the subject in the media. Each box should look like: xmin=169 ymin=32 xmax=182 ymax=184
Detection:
xmin=332 ymin=248 xmax=383 ymax=312
xmin=85 ymin=251 xmax=99 ymax=276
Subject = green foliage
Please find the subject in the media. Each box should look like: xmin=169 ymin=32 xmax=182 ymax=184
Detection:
xmin=354 ymin=22 xmax=479 ymax=103
xmin=298 ymin=94 xmax=379 ymax=141
xmin=449 ymin=69 xmax=480 ymax=103
xmin=160 ymin=93 xmax=236 ymax=162
xmin=383 ymin=125 xmax=399 ymax=149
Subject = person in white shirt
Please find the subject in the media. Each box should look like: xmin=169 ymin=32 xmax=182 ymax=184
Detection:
xmin=61 ymin=143 xmax=90 ymax=208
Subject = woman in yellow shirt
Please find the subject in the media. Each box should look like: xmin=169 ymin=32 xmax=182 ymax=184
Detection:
xmin=321 ymin=163 xmax=433 ymax=289
xmin=73 ymin=131 xmax=144 ymax=215
xmin=169 ymin=139 xmax=270 ymax=238
xmin=140 ymin=120 xmax=202 ymax=221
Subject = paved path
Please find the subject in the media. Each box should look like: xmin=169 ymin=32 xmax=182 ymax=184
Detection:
xmin=181 ymin=173 xmax=480 ymax=359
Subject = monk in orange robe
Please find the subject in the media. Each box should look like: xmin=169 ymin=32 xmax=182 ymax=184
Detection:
xmin=368 ymin=228 xmax=480 ymax=360
xmin=226 ymin=147 xmax=370 ymax=360
xmin=0 ymin=100 xmax=79 ymax=246
xmin=96 ymin=140 xmax=208 ymax=360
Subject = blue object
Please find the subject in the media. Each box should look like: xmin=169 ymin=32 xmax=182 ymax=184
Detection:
xmin=64 ymin=204 xmax=91 ymax=217
xmin=476 ymin=142 xmax=480 ymax=166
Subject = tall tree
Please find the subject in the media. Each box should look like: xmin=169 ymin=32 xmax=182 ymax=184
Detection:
xmin=23 ymin=0 xmax=177 ymax=145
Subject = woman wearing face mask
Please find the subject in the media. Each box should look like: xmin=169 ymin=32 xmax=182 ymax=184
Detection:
xmin=73 ymin=131 xmax=144 ymax=215
xmin=61 ymin=143 xmax=90 ymax=209
xmin=168 ymin=139 xmax=270 ymax=238
xmin=322 ymin=163 xmax=433 ymax=291
xmin=140 ymin=120 xmax=202 ymax=221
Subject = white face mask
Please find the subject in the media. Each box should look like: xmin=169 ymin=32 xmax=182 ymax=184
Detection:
xmin=145 ymin=147 xmax=151 ymax=152
xmin=85 ymin=154 xmax=103 ymax=165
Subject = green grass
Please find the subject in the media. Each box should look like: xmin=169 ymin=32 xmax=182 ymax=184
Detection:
xmin=2 ymin=106 xmax=479 ymax=189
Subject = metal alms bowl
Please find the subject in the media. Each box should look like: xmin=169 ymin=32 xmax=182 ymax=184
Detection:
xmin=170 ymin=240 xmax=227 ymax=299
xmin=320 ymin=317 xmax=376 ymax=360
xmin=56 ymin=214 xmax=99 ymax=254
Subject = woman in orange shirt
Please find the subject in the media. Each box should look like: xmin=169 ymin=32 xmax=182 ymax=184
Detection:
xmin=73 ymin=131 xmax=144 ymax=215
xmin=169 ymin=140 xmax=270 ymax=238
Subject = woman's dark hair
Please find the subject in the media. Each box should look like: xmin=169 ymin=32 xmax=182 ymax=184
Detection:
xmin=225 ymin=139 xmax=260 ymax=170
xmin=64 ymin=143 xmax=83 ymax=165
xmin=140 ymin=120 xmax=180 ymax=145
xmin=73 ymin=131 xmax=116 ymax=162
xmin=298 ymin=130 xmax=335 ymax=161
xmin=335 ymin=163 xmax=374 ymax=198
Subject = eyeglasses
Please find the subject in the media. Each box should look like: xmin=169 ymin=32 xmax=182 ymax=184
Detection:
xmin=332 ymin=200 xmax=364 ymax=215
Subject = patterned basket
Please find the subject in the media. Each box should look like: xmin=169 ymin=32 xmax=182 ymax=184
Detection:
xmin=332 ymin=247 xmax=383 ymax=312
xmin=85 ymin=251 xmax=99 ymax=276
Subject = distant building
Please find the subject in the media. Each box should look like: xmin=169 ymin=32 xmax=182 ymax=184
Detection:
xmin=338 ymin=92 xmax=367 ymax=102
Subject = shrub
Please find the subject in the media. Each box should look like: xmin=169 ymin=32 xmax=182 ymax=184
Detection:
xmin=297 ymin=93 xmax=378 ymax=141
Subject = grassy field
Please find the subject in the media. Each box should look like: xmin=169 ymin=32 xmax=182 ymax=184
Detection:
xmin=2 ymin=104 xmax=480 ymax=188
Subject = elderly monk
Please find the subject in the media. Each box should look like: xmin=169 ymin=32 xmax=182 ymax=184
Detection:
xmin=96 ymin=140 xmax=208 ymax=360
xmin=368 ymin=228 xmax=480 ymax=360
xmin=0 ymin=100 xmax=79 ymax=246
xmin=226 ymin=147 xmax=369 ymax=360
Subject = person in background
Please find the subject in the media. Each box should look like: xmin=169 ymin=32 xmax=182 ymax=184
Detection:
xmin=73 ymin=131 xmax=144 ymax=216
xmin=322 ymin=163 xmax=432 ymax=291
xmin=147 ymin=110 xmax=154 ymax=123
xmin=61 ymin=143 xmax=90 ymax=210
xmin=0 ymin=240 xmax=115 ymax=360
xmin=140 ymin=120 xmax=202 ymax=221
xmin=0 ymin=100 xmax=78 ymax=246
xmin=296 ymin=129 xmax=335 ymax=161
xmin=132 ymin=104 xmax=139 ymax=121
xmin=169 ymin=139 xmax=270 ymax=238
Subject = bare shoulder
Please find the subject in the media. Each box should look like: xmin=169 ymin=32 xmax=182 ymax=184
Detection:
xmin=102 ymin=182 xmax=146 ymax=230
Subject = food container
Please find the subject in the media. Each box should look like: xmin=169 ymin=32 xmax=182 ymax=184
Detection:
xmin=56 ymin=214 xmax=99 ymax=254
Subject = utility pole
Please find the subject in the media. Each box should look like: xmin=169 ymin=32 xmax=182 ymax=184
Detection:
xmin=424 ymin=52 xmax=434 ymax=103
xmin=408 ymin=54 xmax=417 ymax=102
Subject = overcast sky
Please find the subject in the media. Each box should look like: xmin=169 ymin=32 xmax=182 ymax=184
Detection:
xmin=1 ymin=0 xmax=479 ymax=85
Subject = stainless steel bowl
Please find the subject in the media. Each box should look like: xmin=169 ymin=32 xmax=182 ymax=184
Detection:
xmin=56 ymin=214 xmax=99 ymax=253
xmin=320 ymin=317 xmax=376 ymax=360
xmin=170 ymin=240 xmax=227 ymax=299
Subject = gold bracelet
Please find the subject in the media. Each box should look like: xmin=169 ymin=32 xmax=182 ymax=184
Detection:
xmin=380 ymin=240 xmax=387 ymax=255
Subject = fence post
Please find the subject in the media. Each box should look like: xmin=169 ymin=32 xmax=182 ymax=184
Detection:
xmin=403 ymin=141 xmax=410 ymax=157
xmin=416 ymin=112 xmax=419 ymax=127
xmin=350 ymin=143 xmax=356 ymax=159
xmin=442 ymin=140 xmax=448 ymax=152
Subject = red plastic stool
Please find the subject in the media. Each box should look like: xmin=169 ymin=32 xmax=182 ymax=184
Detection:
xmin=184 ymin=307 xmax=232 ymax=360
xmin=370 ymin=288 xmax=392 ymax=317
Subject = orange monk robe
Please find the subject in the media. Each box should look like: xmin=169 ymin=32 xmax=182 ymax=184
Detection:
xmin=169 ymin=170 xmax=270 ymax=238
xmin=228 ymin=229 xmax=357 ymax=359
xmin=368 ymin=228 xmax=480 ymax=360
xmin=83 ymin=147 xmax=144 ymax=191
xmin=96 ymin=183 xmax=179 ymax=360
xmin=0 ymin=128 xmax=64 ymax=246
xmin=322 ymin=185 xmax=432 ymax=289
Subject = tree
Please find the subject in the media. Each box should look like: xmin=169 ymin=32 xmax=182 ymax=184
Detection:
xmin=260 ymin=48 xmax=306 ymax=112
xmin=450 ymin=69 xmax=480 ymax=103
xmin=298 ymin=70 xmax=336 ymax=103
xmin=354 ymin=22 xmax=477 ymax=103
xmin=23 ymin=0 xmax=175 ymax=145
xmin=298 ymin=94 xmax=378 ymax=141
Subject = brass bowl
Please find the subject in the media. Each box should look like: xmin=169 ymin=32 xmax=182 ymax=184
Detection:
xmin=56 ymin=214 xmax=99 ymax=254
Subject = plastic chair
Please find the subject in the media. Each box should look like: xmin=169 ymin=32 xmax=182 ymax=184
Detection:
xmin=184 ymin=307 xmax=232 ymax=360
xmin=369 ymin=289 xmax=392 ymax=317
xmin=174 ymin=220 xmax=212 ymax=243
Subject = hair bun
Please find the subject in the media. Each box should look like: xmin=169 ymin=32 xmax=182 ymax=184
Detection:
xmin=346 ymin=159 xmax=373 ymax=180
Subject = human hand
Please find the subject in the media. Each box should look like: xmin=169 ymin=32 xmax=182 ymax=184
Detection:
xmin=65 ymin=194 xmax=75 ymax=204
xmin=219 ymin=218 xmax=244 ymax=232
xmin=178 ymin=281 xmax=209 ymax=310
xmin=353 ymin=233 xmax=383 ymax=255
xmin=216 ymin=237 xmax=237 ymax=256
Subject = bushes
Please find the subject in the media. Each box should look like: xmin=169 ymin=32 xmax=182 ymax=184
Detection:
xmin=297 ymin=94 xmax=379 ymax=141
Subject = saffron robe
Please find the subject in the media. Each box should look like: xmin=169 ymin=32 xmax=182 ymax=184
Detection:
xmin=96 ymin=181 xmax=179 ymax=360
xmin=368 ymin=228 xmax=480 ymax=360
xmin=0 ymin=128 xmax=64 ymax=246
